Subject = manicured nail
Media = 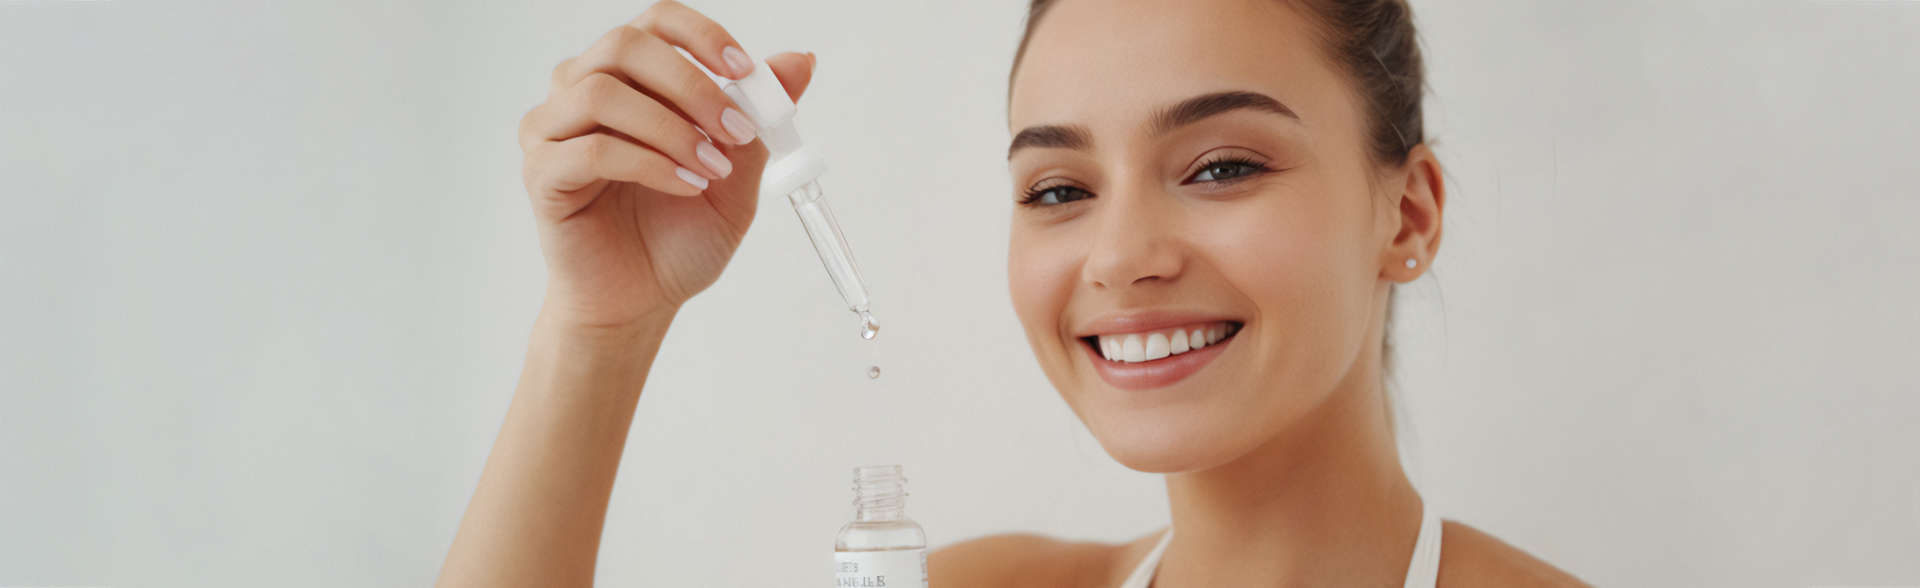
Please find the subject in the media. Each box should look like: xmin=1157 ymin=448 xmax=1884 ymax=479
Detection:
xmin=722 ymin=46 xmax=753 ymax=78
xmin=695 ymin=141 xmax=731 ymax=179
xmin=675 ymin=166 xmax=709 ymax=191
xmin=720 ymin=107 xmax=756 ymax=145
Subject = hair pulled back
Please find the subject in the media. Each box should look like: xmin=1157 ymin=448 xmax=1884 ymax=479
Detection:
xmin=1010 ymin=0 xmax=1427 ymax=169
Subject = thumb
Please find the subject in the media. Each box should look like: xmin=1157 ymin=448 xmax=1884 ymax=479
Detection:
xmin=766 ymin=51 xmax=815 ymax=102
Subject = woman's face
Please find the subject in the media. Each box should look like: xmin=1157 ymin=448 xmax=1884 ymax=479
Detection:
xmin=1007 ymin=0 xmax=1412 ymax=473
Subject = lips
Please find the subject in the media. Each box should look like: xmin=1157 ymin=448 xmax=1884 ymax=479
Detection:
xmin=1077 ymin=318 xmax=1242 ymax=390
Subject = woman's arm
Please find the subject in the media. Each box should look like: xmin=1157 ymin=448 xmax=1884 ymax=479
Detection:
xmin=435 ymin=310 xmax=669 ymax=588
xmin=433 ymin=2 xmax=814 ymax=585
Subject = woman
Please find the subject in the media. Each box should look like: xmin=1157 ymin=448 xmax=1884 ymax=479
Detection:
xmin=437 ymin=0 xmax=1592 ymax=586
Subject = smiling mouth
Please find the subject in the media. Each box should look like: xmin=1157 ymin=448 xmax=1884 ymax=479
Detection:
xmin=1081 ymin=321 xmax=1241 ymax=363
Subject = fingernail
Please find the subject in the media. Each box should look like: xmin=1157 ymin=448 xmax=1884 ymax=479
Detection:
xmin=675 ymin=166 xmax=709 ymax=191
xmin=722 ymin=46 xmax=753 ymax=78
xmin=695 ymin=141 xmax=732 ymax=179
xmin=720 ymin=108 xmax=756 ymax=145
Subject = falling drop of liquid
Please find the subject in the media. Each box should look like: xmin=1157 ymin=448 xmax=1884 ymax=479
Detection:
xmin=867 ymin=366 xmax=881 ymax=379
xmin=858 ymin=310 xmax=880 ymax=340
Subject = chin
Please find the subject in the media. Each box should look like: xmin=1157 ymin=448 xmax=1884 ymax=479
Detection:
xmin=1080 ymin=406 xmax=1267 ymax=474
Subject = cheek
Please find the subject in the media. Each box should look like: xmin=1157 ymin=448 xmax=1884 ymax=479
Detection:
xmin=1007 ymin=224 xmax=1081 ymax=348
xmin=1205 ymin=202 xmax=1341 ymax=302
xmin=1202 ymin=188 xmax=1377 ymax=372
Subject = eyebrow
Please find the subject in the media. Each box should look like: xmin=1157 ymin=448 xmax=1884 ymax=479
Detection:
xmin=1153 ymin=91 xmax=1300 ymax=136
xmin=1008 ymin=91 xmax=1300 ymax=159
xmin=1007 ymin=124 xmax=1092 ymax=159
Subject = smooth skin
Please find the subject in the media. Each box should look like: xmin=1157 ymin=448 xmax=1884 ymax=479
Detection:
xmin=944 ymin=1 xmax=1586 ymax=586
xmin=436 ymin=1 xmax=1590 ymax=587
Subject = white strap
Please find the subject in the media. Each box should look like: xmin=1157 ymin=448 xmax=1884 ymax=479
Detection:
xmin=1114 ymin=501 xmax=1440 ymax=588
xmin=1115 ymin=529 xmax=1172 ymax=588
xmin=1401 ymin=500 xmax=1443 ymax=588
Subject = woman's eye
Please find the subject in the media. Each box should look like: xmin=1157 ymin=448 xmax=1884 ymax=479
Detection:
xmin=1023 ymin=185 xmax=1093 ymax=206
xmin=1189 ymin=160 xmax=1264 ymax=183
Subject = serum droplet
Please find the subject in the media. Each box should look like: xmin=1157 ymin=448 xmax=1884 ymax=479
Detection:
xmin=858 ymin=310 xmax=881 ymax=340
xmin=867 ymin=366 xmax=881 ymax=379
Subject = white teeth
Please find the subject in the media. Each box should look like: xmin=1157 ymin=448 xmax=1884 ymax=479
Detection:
xmin=1145 ymin=333 xmax=1171 ymax=360
xmin=1093 ymin=322 xmax=1237 ymax=363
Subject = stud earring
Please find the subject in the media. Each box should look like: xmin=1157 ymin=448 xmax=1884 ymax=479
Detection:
xmin=1405 ymin=258 xmax=1418 ymax=269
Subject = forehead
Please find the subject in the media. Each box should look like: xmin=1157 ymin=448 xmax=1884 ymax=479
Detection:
xmin=1009 ymin=0 xmax=1348 ymax=133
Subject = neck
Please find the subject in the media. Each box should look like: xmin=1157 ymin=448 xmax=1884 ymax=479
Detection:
xmin=1155 ymin=352 xmax=1422 ymax=588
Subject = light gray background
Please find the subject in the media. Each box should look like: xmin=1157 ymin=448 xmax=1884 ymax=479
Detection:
xmin=2 ymin=1 xmax=1916 ymax=586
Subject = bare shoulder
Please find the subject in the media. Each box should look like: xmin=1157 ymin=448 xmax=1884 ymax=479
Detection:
xmin=929 ymin=530 xmax=1164 ymax=588
xmin=1438 ymin=520 xmax=1594 ymax=588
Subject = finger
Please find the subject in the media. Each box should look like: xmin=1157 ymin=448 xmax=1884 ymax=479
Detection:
xmin=557 ymin=25 xmax=757 ymax=146
xmin=632 ymin=1 xmax=755 ymax=80
xmin=526 ymin=134 xmax=709 ymax=210
xmin=764 ymin=51 xmax=815 ymax=102
xmin=523 ymin=72 xmax=733 ymax=180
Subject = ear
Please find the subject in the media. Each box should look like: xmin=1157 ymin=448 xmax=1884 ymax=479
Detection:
xmin=1380 ymin=143 xmax=1444 ymax=283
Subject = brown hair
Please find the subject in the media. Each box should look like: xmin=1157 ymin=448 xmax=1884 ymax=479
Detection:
xmin=1009 ymin=0 xmax=1426 ymax=170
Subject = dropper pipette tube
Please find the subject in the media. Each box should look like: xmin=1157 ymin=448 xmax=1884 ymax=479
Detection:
xmin=785 ymin=179 xmax=877 ymax=338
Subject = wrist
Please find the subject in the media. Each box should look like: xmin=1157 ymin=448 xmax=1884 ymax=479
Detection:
xmin=527 ymin=297 xmax=677 ymax=373
xmin=519 ymin=303 xmax=675 ymax=407
xmin=534 ymin=292 xmax=680 ymax=343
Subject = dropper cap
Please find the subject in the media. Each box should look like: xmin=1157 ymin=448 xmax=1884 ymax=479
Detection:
xmin=723 ymin=61 xmax=827 ymax=199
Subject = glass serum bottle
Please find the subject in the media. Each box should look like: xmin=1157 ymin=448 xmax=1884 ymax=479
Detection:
xmin=835 ymin=466 xmax=926 ymax=588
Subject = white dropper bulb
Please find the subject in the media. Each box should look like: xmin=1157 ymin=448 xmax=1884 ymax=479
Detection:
xmin=723 ymin=60 xmax=877 ymax=339
xmin=724 ymin=61 xmax=828 ymax=200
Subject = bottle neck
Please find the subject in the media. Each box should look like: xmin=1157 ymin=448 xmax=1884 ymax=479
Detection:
xmin=856 ymin=502 xmax=905 ymax=522
xmin=853 ymin=466 xmax=908 ymax=522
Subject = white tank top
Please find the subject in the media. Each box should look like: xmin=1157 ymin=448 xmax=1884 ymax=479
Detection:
xmin=1114 ymin=499 xmax=1442 ymax=588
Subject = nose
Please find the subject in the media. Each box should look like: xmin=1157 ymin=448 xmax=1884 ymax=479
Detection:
xmin=1082 ymin=180 xmax=1184 ymax=290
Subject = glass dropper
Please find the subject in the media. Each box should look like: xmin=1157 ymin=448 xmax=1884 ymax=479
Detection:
xmin=785 ymin=179 xmax=878 ymax=338
xmin=724 ymin=60 xmax=878 ymax=339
